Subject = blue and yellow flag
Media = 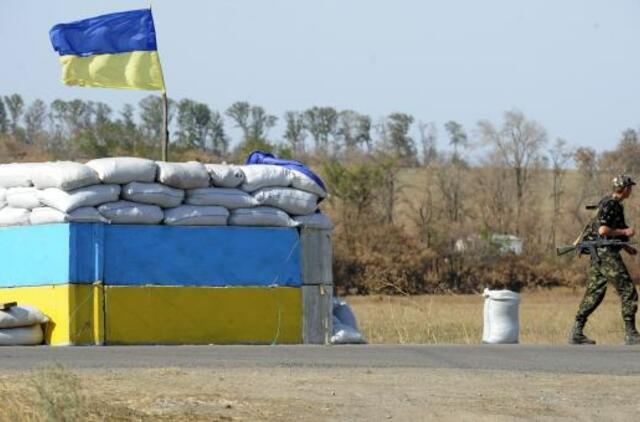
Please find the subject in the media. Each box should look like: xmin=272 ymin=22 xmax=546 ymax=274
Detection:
xmin=49 ymin=9 xmax=165 ymax=91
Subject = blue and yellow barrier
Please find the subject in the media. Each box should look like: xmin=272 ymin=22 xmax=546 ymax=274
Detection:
xmin=0 ymin=223 xmax=305 ymax=345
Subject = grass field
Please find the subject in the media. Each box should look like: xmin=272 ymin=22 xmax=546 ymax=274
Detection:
xmin=349 ymin=287 xmax=630 ymax=345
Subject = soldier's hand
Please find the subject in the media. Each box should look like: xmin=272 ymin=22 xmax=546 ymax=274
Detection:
xmin=623 ymin=245 xmax=638 ymax=255
xmin=623 ymin=227 xmax=636 ymax=238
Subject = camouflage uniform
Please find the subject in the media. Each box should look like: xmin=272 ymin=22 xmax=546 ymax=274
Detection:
xmin=575 ymin=195 xmax=638 ymax=322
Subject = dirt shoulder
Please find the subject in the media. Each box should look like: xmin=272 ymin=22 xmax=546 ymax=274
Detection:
xmin=2 ymin=366 xmax=639 ymax=421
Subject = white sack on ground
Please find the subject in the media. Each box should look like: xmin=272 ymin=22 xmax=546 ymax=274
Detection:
xmin=98 ymin=201 xmax=163 ymax=224
xmin=86 ymin=157 xmax=157 ymax=184
xmin=38 ymin=184 xmax=120 ymax=213
xmin=206 ymin=164 xmax=244 ymax=188
xmin=0 ymin=325 xmax=44 ymax=346
xmin=253 ymin=187 xmax=318 ymax=216
xmin=0 ymin=305 xmax=49 ymax=329
xmin=294 ymin=213 xmax=333 ymax=230
xmin=122 ymin=182 xmax=184 ymax=208
xmin=229 ymin=206 xmax=298 ymax=227
xmin=239 ymin=165 xmax=293 ymax=192
xmin=186 ymin=188 xmax=258 ymax=209
xmin=0 ymin=207 xmax=30 ymax=226
xmin=482 ymin=288 xmax=520 ymax=344
xmin=164 ymin=205 xmax=229 ymax=226
xmin=333 ymin=298 xmax=360 ymax=330
xmin=30 ymin=161 xmax=100 ymax=191
xmin=156 ymin=161 xmax=210 ymax=189
xmin=290 ymin=169 xmax=327 ymax=198
xmin=331 ymin=316 xmax=366 ymax=345
xmin=0 ymin=163 xmax=35 ymax=188
xmin=30 ymin=207 xmax=108 ymax=225
xmin=6 ymin=187 xmax=41 ymax=209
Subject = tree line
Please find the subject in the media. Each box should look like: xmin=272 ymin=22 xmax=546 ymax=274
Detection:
xmin=3 ymin=92 xmax=640 ymax=293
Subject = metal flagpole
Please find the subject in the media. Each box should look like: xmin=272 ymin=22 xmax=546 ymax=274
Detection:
xmin=149 ymin=0 xmax=169 ymax=161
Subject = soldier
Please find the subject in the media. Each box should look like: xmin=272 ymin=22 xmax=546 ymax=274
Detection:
xmin=570 ymin=174 xmax=640 ymax=345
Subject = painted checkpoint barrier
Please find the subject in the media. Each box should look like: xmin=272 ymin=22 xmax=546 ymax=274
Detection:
xmin=0 ymin=223 xmax=333 ymax=345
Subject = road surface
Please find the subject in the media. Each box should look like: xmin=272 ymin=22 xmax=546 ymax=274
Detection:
xmin=1 ymin=344 xmax=639 ymax=375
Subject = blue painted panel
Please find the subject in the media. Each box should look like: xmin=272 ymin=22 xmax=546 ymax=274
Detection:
xmin=0 ymin=224 xmax=72 ymax=287
xmin=103 ymin=225 xmax=302 ymax=286
xmin=0 ymin=224 xmax=303 ymax=287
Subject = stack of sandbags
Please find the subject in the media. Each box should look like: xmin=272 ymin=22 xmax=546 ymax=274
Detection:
xmin=0 ymin=304 xmax=49 ymax=346
xmin=0 ymin=157 xmax=331 ymax=229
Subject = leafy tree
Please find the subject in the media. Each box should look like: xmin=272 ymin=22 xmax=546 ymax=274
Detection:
xmin=225 ymin=101 xmax=251 ymax=141
xmin=444 ymin=120 xmax=467 ymax=162
xmin=226 ymin=102 xmax=276 ymax=144
xmin=283 ymin=111 xmax=307 ymax=155
xmin=303 ymin=106 xmax=338 ymax=155
xmin=336 ymin=110 xmax=372 ymax=154
xmin=4 ymin=94 xmax=24 ymax=136
xmin=379 ymin=112 xmax=417 ymax=165
xmin=139 ymin=95 xmax=175 ymax=142
xmin=24 ymin=99 xmax=47 ymax=145
xmin=0 ymin=97 xmax=7 ymax=134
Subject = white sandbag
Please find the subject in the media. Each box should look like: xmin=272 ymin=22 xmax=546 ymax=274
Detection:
xmin=228 ymin=206 xmax=298 ymax=227
xmin=0 ymin=305 xmax=49 ymax=329
xmin=0 ymin=207 xmax=30 ymax=226
xmin=333 ymin=298 xmax=360 ymax=331
xmin=294 ymin=213 xmax=333 ymax=230
xmin=186 ymin=188 xmax=258 ymax=209
xmin=122 ymin=182 xmax=184 ymax=208
xmin=0 ymin=188 xmax=6 ymax=204
xmin=164 ymin=205 xmax=229 ymax=226
xmin=290 ymin=169 xmax=327 ymax=198
xmin=0 ymin=163 xmax=36 ymax=188
xmin=30 ymin=161 xmax=100 ymax=191
xmin=239 ymin=165 xmax=293 ymax=192
xmin=86 ymin=157 xmax=157 ymax=184
xmin=0 ymin=325 xmax=44 ymax=346
xmin=98 ymin=201 xmax=164 ymax=224
xmin=30 ymin=207 xmax=108 ymax=225
xmin=156 ymin=161 xmax=210 ymax=189
xmin=482 ymin=288 xmax=520 ymax=344
xmin=6 ymin=187 xmax=41 ymax=209
xmin=206 ymin=164 xmax=245 ymax=188
xmin=38 ymin=184 xmax=120 ymax=213
xmin=331 ymin=317 xmax=366 ymax=345
xmin=253 ymin=187 xmax=319 ymax=215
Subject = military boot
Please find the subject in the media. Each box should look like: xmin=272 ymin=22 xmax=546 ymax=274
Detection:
xmin=624 ymin=318 xmax=640 ymax=345
xmin=569 ymin=319 xmax=596 ymax=345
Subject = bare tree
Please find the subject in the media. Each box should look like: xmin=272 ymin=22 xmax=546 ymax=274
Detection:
xmin=418 ymin=121 xmax=438 ymax=166
xmin=24 ymin=99 xmax=47 ymax=145
xmin=548 ymin=138 xmax=573 ymax=247
xmin=478 ymin=109 xmax=548 ymax=233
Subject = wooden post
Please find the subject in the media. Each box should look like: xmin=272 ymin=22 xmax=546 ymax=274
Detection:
xmin=161 ymin=92 xmax=169 ymax=161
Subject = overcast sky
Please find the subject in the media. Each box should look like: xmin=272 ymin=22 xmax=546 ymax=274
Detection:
xmin=2 ymin=0 xmax=639 ymax=152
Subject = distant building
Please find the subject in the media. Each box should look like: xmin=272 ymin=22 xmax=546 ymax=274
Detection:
xmin=490 ymin=234 xmax=523 ymax=255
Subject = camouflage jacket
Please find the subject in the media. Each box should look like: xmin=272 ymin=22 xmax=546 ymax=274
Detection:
xmin=583 ymin=195 xmax=628 ymax=244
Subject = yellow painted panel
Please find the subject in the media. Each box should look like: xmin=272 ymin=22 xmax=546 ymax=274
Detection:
xmin=105 ymin=286 xmax=302 ymax=345
xmin=0 ymin=284 xmax=102 ymax=346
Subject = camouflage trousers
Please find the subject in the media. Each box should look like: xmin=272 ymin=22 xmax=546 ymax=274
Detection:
xmin=576 ymin=248 xmax=638 ymax=321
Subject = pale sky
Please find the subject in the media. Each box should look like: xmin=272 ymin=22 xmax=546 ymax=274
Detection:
xmin=2 ymin=0 xmax=640 ymax=152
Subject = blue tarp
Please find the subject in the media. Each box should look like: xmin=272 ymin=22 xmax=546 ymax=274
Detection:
xmin=245 ymin=151 xmax=326 ymax=192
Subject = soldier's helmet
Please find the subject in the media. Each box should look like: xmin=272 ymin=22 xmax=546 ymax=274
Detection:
xmin=612 ymin=174 xmax=636 ymax=189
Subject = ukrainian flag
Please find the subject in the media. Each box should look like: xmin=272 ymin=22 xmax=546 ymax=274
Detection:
xmin=49 ymin=9 xmax=165 ymax=91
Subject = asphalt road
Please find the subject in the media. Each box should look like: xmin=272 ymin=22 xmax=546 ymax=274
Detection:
xmin=1 ymin=345 xmax=639 ymax=375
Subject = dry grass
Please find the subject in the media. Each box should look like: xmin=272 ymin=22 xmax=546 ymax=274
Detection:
xmin=348 ymin=287 xmax=629 ymax=345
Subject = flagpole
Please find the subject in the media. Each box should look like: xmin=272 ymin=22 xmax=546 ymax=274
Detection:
xmin=149 ymin=0 xmax=169 ymax=162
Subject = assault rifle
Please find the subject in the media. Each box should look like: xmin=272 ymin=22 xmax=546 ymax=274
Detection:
xmin=556 ymin=238 xmax=636 ymax=264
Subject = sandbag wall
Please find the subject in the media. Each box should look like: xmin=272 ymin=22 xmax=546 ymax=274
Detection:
xmin=0 ymin=158 xmax=333 ymax=345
